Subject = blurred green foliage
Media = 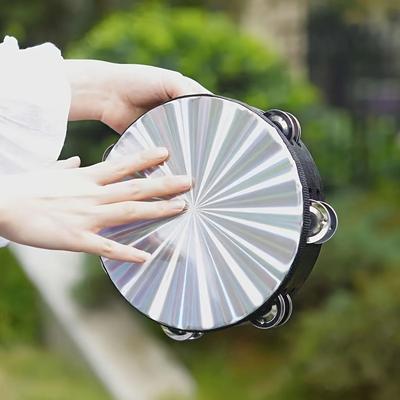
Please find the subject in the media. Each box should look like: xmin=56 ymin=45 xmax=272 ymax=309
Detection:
xmin=72 ymin=255 xmax=118 ymax=309
xmin=65 ymin=4 xmax=400 ymax=190
xmin=64 ymin=5 xmax=318 ymax=162
xmin=278 ymin=271 xmax=400 ymax=400
xmin=0 ymin=345 xmax=111 ymax=400
xmin=65 ymin=5 xmax=361 ymax=191
xmin=0 ymin=248 xmax=111 ymax=398
xmin=0 ymin=249 xmax=40 ymax=345
xmin=269 ymin=189 xmax=400 ymax=400
xmin=313 ymin=0 xmax=400 ymax=20
xmin=299 ymin=188 xmax=400 ymax=303
xmin=68 ymin=5 xmax=316 ymax=111
xmin=0 ymin=0 xmax=138 ymax=48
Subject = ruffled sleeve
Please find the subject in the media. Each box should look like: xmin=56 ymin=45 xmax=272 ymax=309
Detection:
xmin=0 ymin=36 xmax=71 ymax=246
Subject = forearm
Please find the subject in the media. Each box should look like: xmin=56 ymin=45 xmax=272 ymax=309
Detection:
xmin=64 ymin=59 xmax=114 ymax=122
xmin=63 ymin=59 xmax=209 ymax=133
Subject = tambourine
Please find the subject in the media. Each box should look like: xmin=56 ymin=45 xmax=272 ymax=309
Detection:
xmin=100 ymin=94 xmax=337 ymax=341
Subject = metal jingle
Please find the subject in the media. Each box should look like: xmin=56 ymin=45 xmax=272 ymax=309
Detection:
xmin=264 ymin=109 xmax=299 ymax=143
xmin=285 ymin=112 xmax=302 ymax=143
xmin=161 ymin=326 xmax=203 ymax=341
xmin=275 ymin=293 xmax=293 ymax=327
xmin=307 ymin=200 xmax=338 ymax=245
xmin=270 ymin=294 xmax=287 ymax=328
xmin=187 ymin=332 xmax=204 ymax=341
xmin=251 ymin=294 xmax=286 ymax=330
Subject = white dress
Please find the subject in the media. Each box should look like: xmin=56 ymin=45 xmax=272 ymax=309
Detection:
xmin=0 ymin=36 xmax=71 ymax=246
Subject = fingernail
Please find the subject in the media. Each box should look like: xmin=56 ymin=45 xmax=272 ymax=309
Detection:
xmin=136 ymin=250 xmax=151 ymax=263
xmin=168 ymin=199 xmax=186 ymax=211
xmin=176 ymin=175 xmax=192 ymax=189
xmin=148 ymin=147 xmax=168 ymax=159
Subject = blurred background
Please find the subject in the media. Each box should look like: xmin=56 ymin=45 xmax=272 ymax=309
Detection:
xmin=0 ymin=0 xmax=399 ymax=399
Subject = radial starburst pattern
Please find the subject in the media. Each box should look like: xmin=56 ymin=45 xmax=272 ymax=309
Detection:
xmin=101 ymin=95 xmax=303 ymax=331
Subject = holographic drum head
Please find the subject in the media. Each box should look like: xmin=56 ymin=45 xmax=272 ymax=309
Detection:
xmin=100 ymin=95 xmax=337 ymax=339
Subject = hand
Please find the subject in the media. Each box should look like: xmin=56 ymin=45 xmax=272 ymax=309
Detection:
xmin=65 ymin=60 xmax=210 ymax=133
xmin=0 ymin=148 xmax=191 ymax=262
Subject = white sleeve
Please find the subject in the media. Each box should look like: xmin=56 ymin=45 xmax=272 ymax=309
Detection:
xmin=0 ymin=36 xmax=71 ymax=247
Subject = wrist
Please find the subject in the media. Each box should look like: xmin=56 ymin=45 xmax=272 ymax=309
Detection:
xmin=0 ymin=195 xmax=10 ymax=237
xmin=64 ymin=59 xmax=113 ymax=122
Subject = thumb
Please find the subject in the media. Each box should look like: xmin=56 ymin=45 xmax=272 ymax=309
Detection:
xmin=53 ymin=156 xmax=81 ymax=169
xmin=163 ymin=71 xmax=212 ymax=99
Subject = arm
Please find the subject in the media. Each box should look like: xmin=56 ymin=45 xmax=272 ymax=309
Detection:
xmin=0 ymin=38 xmax=206 ymax=259
xmin=64 ymin=60 xmax=210 ymax=132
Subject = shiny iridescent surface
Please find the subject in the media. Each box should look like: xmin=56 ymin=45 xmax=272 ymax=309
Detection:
xmin=101 ymin=95 xmax=303 ymax=331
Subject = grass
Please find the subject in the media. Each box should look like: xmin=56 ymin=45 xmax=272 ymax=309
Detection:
xmin=0 ymin=345 xmax=111 ymax=400
xmin=0 ymin=248 xmax=110 ymax=400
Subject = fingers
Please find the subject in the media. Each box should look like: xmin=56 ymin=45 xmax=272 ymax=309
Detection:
xmin=163 ymin=70 xmax=212 ymax=98
xmin=98 ymin=175 xmax=192 ymax=203
xmin=82 ymin=233 xmax=151 ymax=263
xmin=95 ymin=198 xmax=186 ymax=228
xmin=46 ymin=156 xmax=81 ymax=170
xmin=184 ymin=76 xmax=212 ymax=95
xmin=57 ymin=156 xmax=81 ymax=169
xmin=83 ymin=147 xmax=169 ymax=185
